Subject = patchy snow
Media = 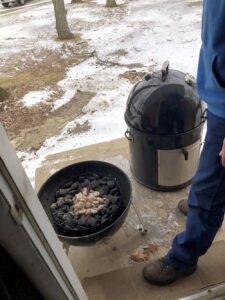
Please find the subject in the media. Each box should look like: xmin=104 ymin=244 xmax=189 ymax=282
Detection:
xmin=81 ymin=0 xmax=202 ymax=73
xmin=21 ymin=88 xmax=54 ymax=107
xmin=1 ymin=0 xmax=203 ymax=185
xmin=95 ymin=0 xmax=124 ymax=5
xmin=53 ymin=57 xmax=104 ymax=110
xmin=18 ymin=63 xmax=133 ymax=182
xmin=68 ymin=6 xmax=101 ymax=22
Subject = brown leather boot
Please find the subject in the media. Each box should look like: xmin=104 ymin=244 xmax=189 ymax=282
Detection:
xmin=178 ymin=199 xmax=189 ymax=216
xmin=143 ymin=257 xmax=197 ymax=285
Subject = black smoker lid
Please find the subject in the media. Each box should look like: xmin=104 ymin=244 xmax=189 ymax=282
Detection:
xmin=125 ymin=63 xmax=205 ymax=135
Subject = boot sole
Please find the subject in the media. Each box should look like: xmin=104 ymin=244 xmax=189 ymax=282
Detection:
xmin=143 ymin=266 xmax=197 ymax=286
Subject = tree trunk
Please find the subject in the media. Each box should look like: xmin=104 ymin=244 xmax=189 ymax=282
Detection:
xmin=52 ymin=0 xmax=73 ymax=40
xmin=106 ymin=0 xmax=117 ymax=7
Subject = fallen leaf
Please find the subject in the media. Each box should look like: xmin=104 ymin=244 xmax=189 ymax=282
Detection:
xmin=130 ymin=250 xmax=149 ymax=262
xmin=146 ymin=244 xmax=158 ymax=254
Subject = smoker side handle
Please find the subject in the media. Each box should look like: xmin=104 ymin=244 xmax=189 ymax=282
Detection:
xmin=125 ymin=130 xmax=133 ymax=142
xmin=182 ymin=149 xmax=189 ymax=161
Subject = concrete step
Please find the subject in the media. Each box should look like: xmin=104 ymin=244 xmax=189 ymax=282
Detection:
xmin=82 ymin=241 xmax=225 ymax=300
xmin=35 ymin=138 xmax=128 ymax=191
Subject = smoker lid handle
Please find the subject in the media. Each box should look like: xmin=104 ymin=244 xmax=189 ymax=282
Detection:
xmin=125 ymin=130 xmax=133 ymax=142
xmin=161 ymin=61 xmax=170 ymax=82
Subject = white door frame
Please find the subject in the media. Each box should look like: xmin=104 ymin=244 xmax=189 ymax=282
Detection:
xmin=0 ymin=123 xmax=88 ymax=300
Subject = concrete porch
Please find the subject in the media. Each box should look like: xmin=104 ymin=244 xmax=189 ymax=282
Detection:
xmin=35 ymin=138 xmax=225 ymax=300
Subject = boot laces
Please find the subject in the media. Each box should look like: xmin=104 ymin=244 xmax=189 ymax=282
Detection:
xmin=159 ymin=258 xmax=171 ymax=272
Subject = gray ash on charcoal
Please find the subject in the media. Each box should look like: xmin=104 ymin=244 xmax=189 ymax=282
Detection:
xmin=50 ymin=173 xmax=121 ymax=236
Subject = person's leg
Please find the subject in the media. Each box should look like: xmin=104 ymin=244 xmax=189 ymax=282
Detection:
xmin=143 ymin=111 xmax=225 ymax=284
xmin=167 ymin=111 xmax=225 ymax=269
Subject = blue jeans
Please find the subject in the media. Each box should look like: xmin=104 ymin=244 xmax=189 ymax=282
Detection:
xmin=166 ymin=110 xmax=225 ymax=269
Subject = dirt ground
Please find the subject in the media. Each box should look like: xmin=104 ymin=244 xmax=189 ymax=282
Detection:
xmin=0 ymin=0 xmax=144 ymax=152
xmin=0 ymin=40 xmax=143 ymax=151
xmin=0 ymin=37 xmax=96 ymax=150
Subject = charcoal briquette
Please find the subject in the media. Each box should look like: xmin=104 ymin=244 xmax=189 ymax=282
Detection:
xmin=64 ymin=195 xmax=72 ymax=204
xmin=112 ymin=196 xmax=120 ymax=204
xmin=109 ymin=204 xmax=119 ymax=214
xmin=87 ymin=217 xmax=98 ymax=227
xmin=62 ymin=213 xmax=73 ymax=221
xmin=68 ymin=211 xmax=75 ymax=218
xmin=67 ymin=219 xmax=78 ymax=228
xmin=78 ymin=215 xmax=89 ymax=226
xmin=74 ymin=215 xmax=80 ymax=222
xmin=55 ymin=190 xmax=61 ymax=198
xmin=78 ymin=176 xmax=85 ymax=183
xmin=68 ymin=190 xmax=76 ymax=195
xmin=63 ymin=181 xmax=73 ymax=188
xmin=97 ymin=189 xmax=104 ymax=197
xmin=101 ymin=217 xmax=108 ymax=224
xmin=68 ymin=199 xmax=74 ymax=206
xmin=76 ymin=188 xmax=82 ymax=193
xmin=85 ymin=179 xmax=90 ymax=186
xmin=93 ymin=173 xmax=100 ymax=179
xmin=76 ymin=225 xmax=87 ymax=231
xmin=94 ymin=214 xmax=101 ymax=221
xmin=97 ymin=187 xmax=108 ymax=197
xmin=110 ymin=188 xmax=119 ymax=195
xmin=64 ymin=225 xmax=73 ymax=231
xmin=62 ymin=205 xmax=70 ymax=212
xmin=56 ymin=211 xmax=64 ymax=219
xmin=70 ymin=205 xmax=75 ymax=211
xmin=105 ymin=199 xmax=112 ymax=207
xmin=107 ymin=181 xmax=115 ymax=188
xmin=103 ymin=194 xmax=113 ymax=201
xmin=59 ymin=189 xmax=68 ymax=196
xmin=52 ymin=210 xmax=58 ymax=217
xmin=70 ymin=182 xmax=80 ymax=190
xmin=56 ymin=198 xmax=65 ymax=208
xmin=100 ymin=208 xmax=106 ymax=215
xmin=81 ymin=179 xmax=90 ymax=188
xmin=54 ymin=218 xmax=62 ymax=226
xmin=101 ymin=208 xmax=110 ymax=215
xmin=50 ymin=203 xmax=57 ymax=211
xmin=104 ymin=186 xmax=109 ymax=194
xmin=90 ymin=180 xmax=99 ymax=189
xmin=65 ymin=199 xmax=73 ymax=206
xmin=108 ymin=216 xmax=113 ymax=223
xmin=99 ymin=180 xmax=107 ymax=185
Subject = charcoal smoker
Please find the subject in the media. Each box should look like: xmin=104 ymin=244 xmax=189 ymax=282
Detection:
xmin=125 ymin=62 xmax=206 ymax=191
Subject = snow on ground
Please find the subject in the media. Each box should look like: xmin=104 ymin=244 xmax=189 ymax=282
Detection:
xmin=81 ymin=0 xmax=202 ymax=73
xmin=0 ymin=0 xmax=203 ymax=184
xmin=20 ymin=87 xmax=54 ymax=107
xmin=53 ymin=57 xmax=104 ymax=110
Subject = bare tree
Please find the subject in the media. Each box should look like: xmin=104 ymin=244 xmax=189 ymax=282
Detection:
xmin=52 ymin=0 xmax=74 ymax=40
xmin=71 ymin=0 xmax=82 ymax=3
xmin=106 ymin=0 xmax=117 ymax=7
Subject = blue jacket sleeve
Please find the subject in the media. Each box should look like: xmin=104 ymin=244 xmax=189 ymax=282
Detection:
xmin=197 ymin=0 xmax=225 ymax=117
